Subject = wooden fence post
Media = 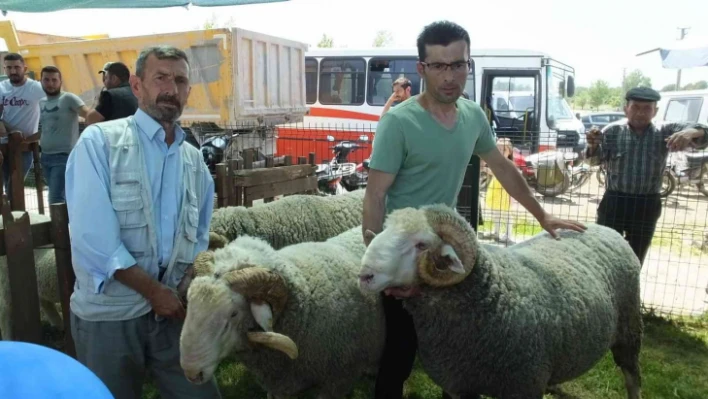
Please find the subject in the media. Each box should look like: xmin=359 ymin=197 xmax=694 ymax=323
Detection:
xmin=2 ymin=203 xmax=42 ymax=343
xmin=31 ymin=143 xmax=45 ymax=215
xmin=216 ymin=163 xmax=228 ymax=208
xmin=264 ymin=156 xmax=275 ymax=203
xmin=8 ymin=135 xmax=26 ymax=211
xmin=50 ymin=203 xmax=76 ymax=358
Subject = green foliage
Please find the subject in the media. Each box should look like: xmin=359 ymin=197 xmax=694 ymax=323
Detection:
xmin=372 ymin=30 xmax=393 ymax=47
xmin=317 ymin=34 xmax=334 ymax=48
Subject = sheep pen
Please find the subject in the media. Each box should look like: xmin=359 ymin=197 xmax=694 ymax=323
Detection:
xmin=179 ymin=226 xmax=386 ymax=399
xmin=358 ymin=204 xmax=643 ymax=399
xmin=0 ymin=211 xmax=62 ymax=341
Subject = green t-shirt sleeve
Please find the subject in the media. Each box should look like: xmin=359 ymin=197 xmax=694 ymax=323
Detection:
xmin=369 ymin=113 xmax=406 ymax=175
xmin=471 ymin=106 xmax=497 ymax=155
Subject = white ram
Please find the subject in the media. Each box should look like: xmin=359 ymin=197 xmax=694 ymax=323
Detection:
xmin=179 ymin=226 xmax=385 ymax=399
xmin=358 ymin=204 xmax=643 ymax=399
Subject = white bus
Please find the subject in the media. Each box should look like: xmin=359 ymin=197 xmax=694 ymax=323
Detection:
xmin=275 ymin=47 xmax=585 ymax=163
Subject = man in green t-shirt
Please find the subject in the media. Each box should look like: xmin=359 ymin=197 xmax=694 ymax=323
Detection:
xmin=363 ymin=20 xmax=587 ymax=399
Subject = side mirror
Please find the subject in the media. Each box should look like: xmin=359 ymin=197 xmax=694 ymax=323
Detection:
xmin=567 ymin=76 xmax=575 ymax=98
xmin=359 ymin=135 xmax=369 ymax=142
xmin=326 ymin=135 xmax=335 ymax=142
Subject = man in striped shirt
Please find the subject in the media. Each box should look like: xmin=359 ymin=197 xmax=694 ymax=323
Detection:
xmin=586 ymin=87 xmax=708 ymax=265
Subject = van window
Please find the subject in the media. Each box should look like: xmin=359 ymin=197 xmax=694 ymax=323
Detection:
xmin=319 ymin=58 xmax=366 ymax=106
xmin=305 ymin=58 xmax=318 ymax=104
xmin=664 ymin=98 xmax=703 ymax=122
xmin=367 ymin=57 xmax=420 ymax=106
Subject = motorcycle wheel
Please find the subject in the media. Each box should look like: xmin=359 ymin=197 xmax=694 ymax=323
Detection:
xmin=536 ymin=172 xmax=571 ymax=197
xmin=570 ymin=171 xmax=591 ymax=191
xmin=596 ymin=167 xmax=605 ymax=185
xmin=659 ymin=171 xmax=677 ymax=198
xmin=698 ymin=165 xmax=708 ymax=197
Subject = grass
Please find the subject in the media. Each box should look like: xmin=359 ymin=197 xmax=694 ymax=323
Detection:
xmin=139 ymin=311 xmax=708 ymax=399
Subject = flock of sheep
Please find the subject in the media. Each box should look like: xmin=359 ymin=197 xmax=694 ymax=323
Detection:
xmin=0 ymin=188 xmax=644 ymax=399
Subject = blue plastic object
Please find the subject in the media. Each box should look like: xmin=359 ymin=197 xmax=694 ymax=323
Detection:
xmin=0 ymin=341 xmax=114 ymax=399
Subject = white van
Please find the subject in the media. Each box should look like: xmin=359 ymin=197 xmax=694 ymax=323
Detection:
xmin=655 ymin=89 xmax=708 ymax=124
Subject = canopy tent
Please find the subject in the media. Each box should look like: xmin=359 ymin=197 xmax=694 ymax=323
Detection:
xmin=637 ymin=36 xmax=708 ymax=69
xmin=0 ymin=0 xmax=288 ymax=13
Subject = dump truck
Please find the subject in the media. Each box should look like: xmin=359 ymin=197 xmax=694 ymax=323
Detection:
xmin=0 ymin=20 xmax=309 ymax=157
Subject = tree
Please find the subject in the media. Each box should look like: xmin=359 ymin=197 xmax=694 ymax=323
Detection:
xmin=372 ymin=30 xmax=393 ymax=47
xmin=682 ymin=81 xmax=708 ymax=90
xmin=588 ymin=80 xmax=611 ymax=110
xmin=622 ymin=69 xmax=652 ymax=92
xmin=661 ymin=83 xmax=677 ymax=92
xmin=317 ymin=34 xmax=334 ymax=48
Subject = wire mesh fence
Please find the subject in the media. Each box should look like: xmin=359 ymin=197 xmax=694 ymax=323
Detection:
xmin=9 ymin=120 xmax=708 ymax=318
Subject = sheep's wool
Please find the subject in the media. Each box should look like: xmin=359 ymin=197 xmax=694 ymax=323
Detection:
xmin=398 ymin=205 xmax=642 ymax=397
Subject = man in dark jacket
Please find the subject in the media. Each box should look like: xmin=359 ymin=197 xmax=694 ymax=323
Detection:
xmin=85 ymin=62 xmax=138 ymax=124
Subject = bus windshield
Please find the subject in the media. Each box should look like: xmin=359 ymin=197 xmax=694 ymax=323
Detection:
xmin=547 ymin=67 xmax=574 ymax=120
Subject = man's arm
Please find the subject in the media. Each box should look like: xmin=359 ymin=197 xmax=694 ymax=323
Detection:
xmin=362 ymin=113 xmax=406 ymax=245
xmin=363 ymin=170 xmax=396 ymax=245
xmin=67 ymin=92 xmax=92 ymax=120
xmin=663 ymin=122 xmax=708 ymax=151
xmin=85 ymin=91 xmax=111 ymax=125
xmin=479 ymin=147 xmax=586 ymax=238
xmin=66 ymin=130 xmax=185 ymax=318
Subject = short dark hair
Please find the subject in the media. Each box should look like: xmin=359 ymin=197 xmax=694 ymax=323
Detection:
xmin=416 ymin=21 xmax=471 ymax=61
xmin=135 ymin=45 xmax=190 ymax=79
xmin=3 ymin=52 xmax=24 ymax=64
xmin=105 ymin=62 xmax=131 ymax=82
xmin=393 ymin=77 xmax=411 ymax=90
xmin=41 ymin=66 xmax=61 ymax=78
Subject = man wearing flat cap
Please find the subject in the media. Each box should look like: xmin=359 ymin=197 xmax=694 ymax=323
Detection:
xmin=85 ymin=61 xmax=138 ymax=125
xmin=586 ymin=86 xmax=708 ymax=265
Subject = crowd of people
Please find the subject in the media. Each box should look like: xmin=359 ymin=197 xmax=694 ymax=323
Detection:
xmin=0 ymin=18 xmax=707 ymax=399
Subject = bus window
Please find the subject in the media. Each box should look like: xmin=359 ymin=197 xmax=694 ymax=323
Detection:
xmin=319 ymin=57 xmax=366 ymax=106
xmin=305 ymin=58 xmax=318 ymax=104
xmin=366 ymin=57 xmax=420 ymax=106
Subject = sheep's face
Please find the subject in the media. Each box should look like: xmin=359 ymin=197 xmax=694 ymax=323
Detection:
xmin=358 ymin=224 xmax=439 ymax=295
xmin=180 ymin=277 xmax=258 ymax=384
xmin=358 ymin=207 xmax=469 ymax=294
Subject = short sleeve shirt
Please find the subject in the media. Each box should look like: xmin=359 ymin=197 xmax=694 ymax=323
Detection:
xmin=39 ymin=91 xmax=85 ymax=154
xmin=369 ymin=95 xmax=496 ymax=213
xmin=0 ymin=78 xmax=46 ymax=139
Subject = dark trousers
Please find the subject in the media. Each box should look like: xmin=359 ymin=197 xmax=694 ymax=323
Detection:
xmin=596 ymin=190 xmax=662 ymax=265
xmin=374 ymin=294 xmax=418 ymax=399
xmin=374 ymin=294 xmax=477 ymax=399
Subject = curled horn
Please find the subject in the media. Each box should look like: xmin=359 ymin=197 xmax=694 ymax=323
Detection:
xmin=246 ymin=331 xmax=299 ymax=360
xmin=221 ymin=266 xmax=294 ymax=358
xmin=209 ymin=232 xmax=229 ymax=250
xmin=417 ymin=207 xmax=478 ymax=287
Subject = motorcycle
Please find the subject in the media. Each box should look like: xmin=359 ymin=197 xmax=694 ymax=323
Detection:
xmin=664 ymin=150 xmax=708 ymax=197
xmin=595 ymin=156 xmax=683 ymax=198
xmin=507 ymin=148 xmax=590 ymax=197
xmin=315 ymin=135 xmax=368 ymax=195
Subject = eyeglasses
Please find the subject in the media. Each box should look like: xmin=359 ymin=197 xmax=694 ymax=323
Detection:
xmin=420 ymin=60 xmax=471 ymax=74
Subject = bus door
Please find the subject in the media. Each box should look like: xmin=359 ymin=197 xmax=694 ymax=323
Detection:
xmin=480 ymin=69 xmax=541 ymax=153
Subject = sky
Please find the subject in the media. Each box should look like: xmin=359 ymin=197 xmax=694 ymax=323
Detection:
xmin=1 ymin=0 xmax=707 ymax=89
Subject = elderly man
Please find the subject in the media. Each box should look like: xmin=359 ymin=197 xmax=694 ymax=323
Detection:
xmin=586 ymin=87 xmax=708 ymax=266
xmin=65 ymin=46 xmax=220 ymax=399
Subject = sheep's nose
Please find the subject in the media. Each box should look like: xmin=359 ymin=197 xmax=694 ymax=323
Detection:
xmin=358 ymin=273 xmax=374 ymax=284
xmin=184 ymin=370 xmax=204 ymax=384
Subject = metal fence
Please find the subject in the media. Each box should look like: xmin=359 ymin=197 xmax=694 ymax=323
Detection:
xmin=16 ymin=121 xmax=708 ymax=318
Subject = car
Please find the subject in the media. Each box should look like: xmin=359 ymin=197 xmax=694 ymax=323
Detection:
xmin=580 ymin=112 xmax=626 ymax=132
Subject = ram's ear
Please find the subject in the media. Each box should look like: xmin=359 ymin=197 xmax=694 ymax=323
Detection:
xmin=441 ymin=244 xmax=464 ymax=274
xmin=250 ymin=300 xmax=273 ymax=332
xmin=364 ymin=229 xmax=377 ymax=241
